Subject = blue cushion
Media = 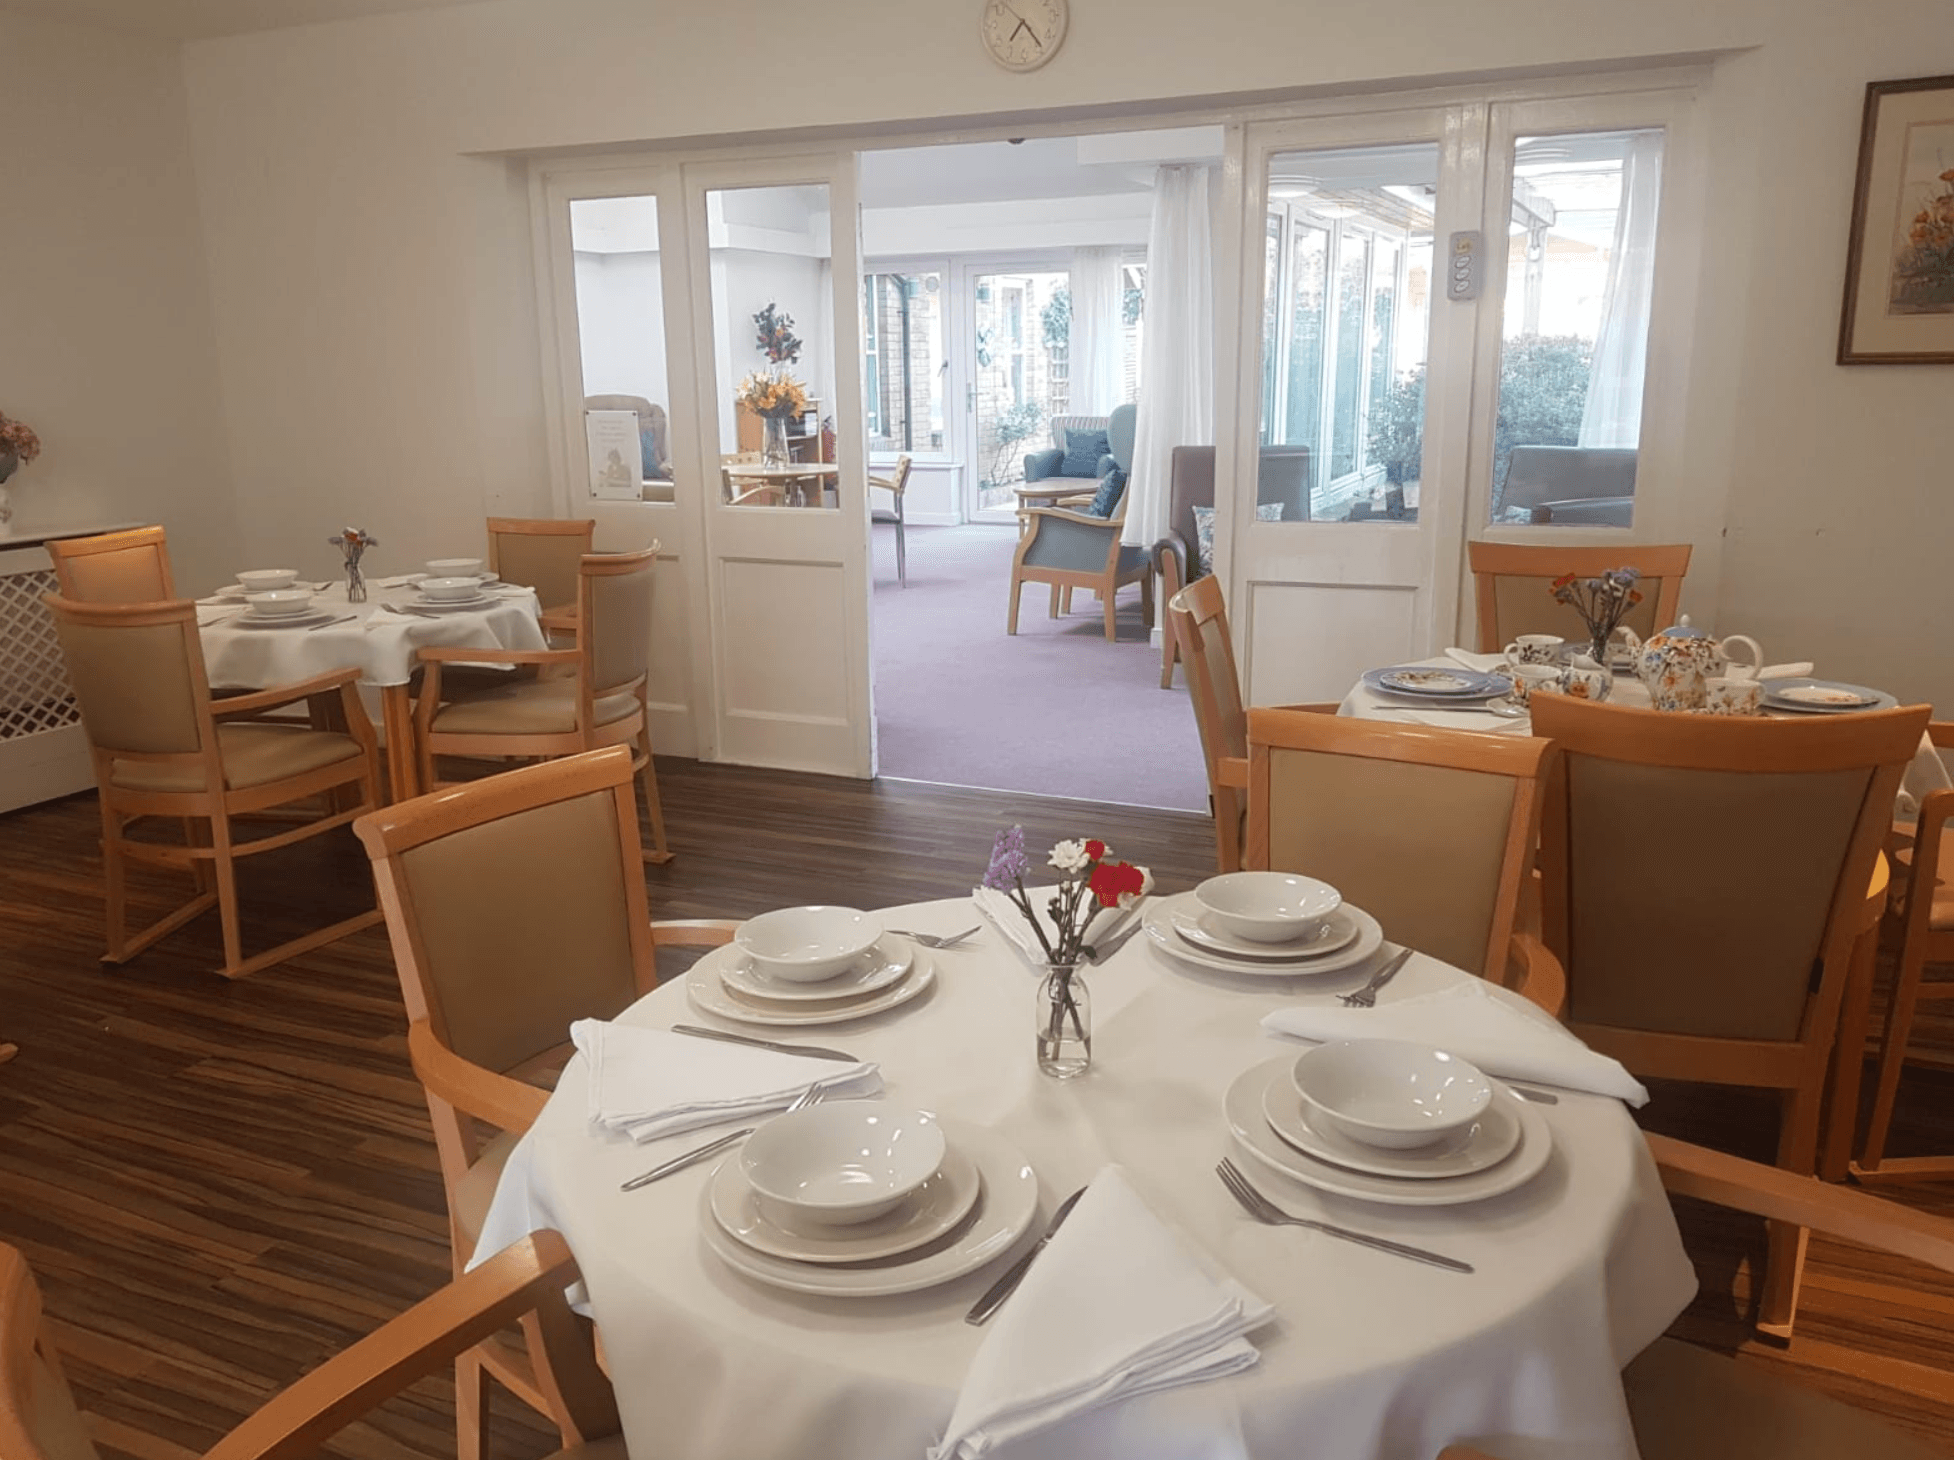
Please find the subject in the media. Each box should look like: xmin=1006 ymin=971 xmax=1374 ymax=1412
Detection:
xmin=639 ymin=429 xmax=660 ymax=478
xmin=1083 ymin=466 xmax=1127 ymax=519
xmin=1061 ymin=428 xmax=1111 ymax=479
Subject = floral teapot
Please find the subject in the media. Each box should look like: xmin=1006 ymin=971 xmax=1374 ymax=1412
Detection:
xmin=1615 ymin=616 xmax=1763 ymax=712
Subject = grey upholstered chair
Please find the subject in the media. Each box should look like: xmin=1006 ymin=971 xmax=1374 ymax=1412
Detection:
xmin=1499 ymin=445 xmax=1637 ymax=526
xmin=1007 ymin=404 xmax=1151 ymax=642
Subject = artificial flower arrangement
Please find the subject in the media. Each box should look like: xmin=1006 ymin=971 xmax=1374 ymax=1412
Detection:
xmin=1550 ymin=566 xmax=1643 ymax=661
xmin=753 ymin=302 xmax=803 ymax=366
xmin=0 ymin=411 xmax=42 ymax=478
xmin=330 ymin=526 xmax=378 ymax=600
xmin=736 ymin=370 xmax=810 ymax=421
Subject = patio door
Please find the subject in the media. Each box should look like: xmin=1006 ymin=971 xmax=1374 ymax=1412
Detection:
xmin=958 ymin=259 xmax=1071 ymax=523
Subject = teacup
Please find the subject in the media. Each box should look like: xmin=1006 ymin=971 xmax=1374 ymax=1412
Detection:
xmin=1506 ymin=663 xmax=1562 ymax=707
xmin=1704 ymin=675 xmax=1762 ymax=717
xmin=1503 ymin=634 xmax=1564 ymax=668
xmin=1558 ymin=655 xmax=1613 ymax=703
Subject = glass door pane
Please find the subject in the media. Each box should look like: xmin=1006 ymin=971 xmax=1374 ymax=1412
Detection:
xmin=706 ymin=183 xmax=837 ymax=509
xmin=971 ymin=268 xmax=1069 ymax=517
xmin=570 ymin=196 xmax=676 ymax=504
xmin=1489 ymin=129 xmax=1664 ymax=527
xmin=863 ymin=270 xmax=945 ymax=454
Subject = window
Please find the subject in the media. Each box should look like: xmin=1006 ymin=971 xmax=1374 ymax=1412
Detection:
xmin=569 ymin=195 xmax=674 ymax=503
xmin=862 ymin=270 xmax=945 ymax=454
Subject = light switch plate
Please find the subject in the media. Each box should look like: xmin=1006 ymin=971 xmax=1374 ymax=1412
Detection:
xmin=1447 ymin=230 xmax=1483 ymax=301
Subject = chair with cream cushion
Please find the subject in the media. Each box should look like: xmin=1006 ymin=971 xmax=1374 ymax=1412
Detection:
xmin=1244 ymin=706 xmax=1565 ymax=1011
xmin=869 ymin=454 xmax=913 ymax=586
xmin=45 ymin=526 xmax=175 ymax=603
xmin=414 ymin=544 xmax=671 ymax=862
xmin=1437 ymin=1132 xmax=1954 ymax=1460
xmin=354 ymin=747 xmax=733 ymax=1460
xmin=0 ymin=1228 xmax=621 ymax=1460
xmin=1466 ymin=541 xmax=1690 ymax=653
xmin=45 ymin=594 xmax=383 ymax=979
xmin=487 ymin=518 xmax=595 ymax=643
xmin=1528 ymin=693 xmax=1930 ymax=1335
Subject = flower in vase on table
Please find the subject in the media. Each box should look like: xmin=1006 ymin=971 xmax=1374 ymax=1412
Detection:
xmin=736 ymin=370 xmax=809 ymax=421
xmin=983 ymin=827 xmax=1152 ymax=967
xmin=1550 ymin=566 xmax=1643 ymax=660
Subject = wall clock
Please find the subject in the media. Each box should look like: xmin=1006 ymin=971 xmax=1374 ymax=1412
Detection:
xmin=980 ymin=0 xmax=1067 ymax=73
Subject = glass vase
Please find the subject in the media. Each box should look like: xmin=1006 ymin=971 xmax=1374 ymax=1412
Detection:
xmin=1036 ymin=965 xmax=1091 ymax=1079
xmin=761 ymin=416 xmax=791 ymax=468
xmin=345 ymin=559 xmax=367 ymax=603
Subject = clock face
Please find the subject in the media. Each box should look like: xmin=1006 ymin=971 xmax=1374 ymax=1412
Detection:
xmin=980 ymin=0 xmax=1067 ymax=73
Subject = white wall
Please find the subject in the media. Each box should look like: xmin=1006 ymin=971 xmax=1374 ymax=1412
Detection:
xmin=0 ymin=12 xmax=236 ymax=591
xmin=175 ymin=0 xmax=1954 ymax=707
xmin=574 ymin=251 xmax=669 ymax=410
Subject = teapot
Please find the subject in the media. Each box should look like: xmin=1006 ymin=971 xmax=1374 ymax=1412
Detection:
xmin=1616 ymin=616 xmax=1763 ymax=712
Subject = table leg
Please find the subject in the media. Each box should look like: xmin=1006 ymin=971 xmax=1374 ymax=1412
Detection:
xmin=380 ymin=684 xmax=418 ymax=804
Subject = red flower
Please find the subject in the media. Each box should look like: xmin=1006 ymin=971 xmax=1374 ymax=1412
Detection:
xmin=1083 ymin=839 xmax=1107 ymax=862
xmin=1088 ymin=859 xmax=1146 ymax=909
xmin=1550 ymin=572 xmax=1577 ymax=590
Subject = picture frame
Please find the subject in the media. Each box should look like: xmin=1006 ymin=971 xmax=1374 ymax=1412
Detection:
xmin=1838 ymin=74 xmax=1954 ymax=364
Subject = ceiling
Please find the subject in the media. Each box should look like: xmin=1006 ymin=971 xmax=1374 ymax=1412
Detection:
xmin=0 ymin=0 xmax=490 ymax=40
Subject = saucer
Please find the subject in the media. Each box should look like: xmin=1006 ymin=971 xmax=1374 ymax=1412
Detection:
xmin=1763 ymin=678 xmax=1896 ymax=714
xmin=719 ymin=936 xmax=913 ymax=1003
xmin=236 ymin=608 xmax=335 ymax=629
xmin=698 ymin=1120 xmax=1039 ymax=1297
xmin=1170 ymin=909 xmax=1358 ymax=962
xmin=686 ymin=944 xmax=935 ymax=1027
xmin=1144 ymin=894 xmax=1383 ymax=977
xmin=1363 ymin=666 xmax=1509 ymax=699
xmin=708 ymin=1134 xmax=981 ymax=1264
xmin=1262 ymin=1076 xmax=1524 ymax=1179
xmin=1226 ymin=1057 xmax=1550 ymax=1206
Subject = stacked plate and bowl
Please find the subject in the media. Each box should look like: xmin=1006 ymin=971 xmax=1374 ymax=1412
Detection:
xmin=409 ymin=558 xmax=501 ymax=612
xmin=1225 ymin=1039 xmax=1553 ymax=1206
xmin=219 ymin=569 xmax=333 ymax=628
xmin=1143 ymin=872 xmax=1385 ymax=976
xmin=686 ymin=907 xmax=938 ymax=1029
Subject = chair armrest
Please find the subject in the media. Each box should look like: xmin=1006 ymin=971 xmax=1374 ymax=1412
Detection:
xmin=1027 ymin=506 xmax=1118 ymax=530
xmin=210 ymin=666 xmax=365 ymax=717
xmin=415 ymin=646 xmax=580 ymax=667
xmin=1503 ymin=931 xmax=1567 ymax=1018
xmin=204 ymin=1230 xmax=617 ymax=1460
xmin=1645 ymin=1131 xmax=1954 ymax=1275
xmin=408 ymin=1020 xmax=549 ymax=1134
xmin=1023 ymin=447 xmax=1064 ymax=482
xmin=1216 ymin=756 xmax=1249 ymax=790
xmin=1152 ymin=529 xmax=1189 ymax=595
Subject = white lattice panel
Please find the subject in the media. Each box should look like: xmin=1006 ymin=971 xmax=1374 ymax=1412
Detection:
xmin=0 ymin=565 xmax=80 ymax=737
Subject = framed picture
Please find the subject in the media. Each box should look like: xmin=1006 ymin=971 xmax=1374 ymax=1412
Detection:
xmin=1839 ymin=74 xmax=1954 ymax=364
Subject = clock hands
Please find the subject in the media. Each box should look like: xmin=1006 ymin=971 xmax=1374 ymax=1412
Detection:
xmin=1009 ymin=16 xmax=1039 ymax=46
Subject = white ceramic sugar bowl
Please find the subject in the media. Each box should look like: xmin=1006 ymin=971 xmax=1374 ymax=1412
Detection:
xmin=1619 ymin=616 xmax=1763 ymax=712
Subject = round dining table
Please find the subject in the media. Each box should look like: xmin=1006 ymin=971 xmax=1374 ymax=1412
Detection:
xmin=472 ymin=895 xmax=1696 ymax=1460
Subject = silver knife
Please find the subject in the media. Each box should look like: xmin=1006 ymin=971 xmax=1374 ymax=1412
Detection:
xmin=669 ymin=1024 xmax=860 ymax=1064
xmin=965 ymin=1185 xmax=1088 ymax=1324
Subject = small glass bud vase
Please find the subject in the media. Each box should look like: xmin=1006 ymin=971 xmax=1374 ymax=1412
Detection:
xmin=1036 ymin=965 xmax=1092 ymax=1079
xmin=761 ymin=416 xmax=791 ymax=467
xmin=345 ymin=560 xmax=367 ymax=602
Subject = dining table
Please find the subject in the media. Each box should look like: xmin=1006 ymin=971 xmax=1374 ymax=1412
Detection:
xmin=197 ymin=577 xmax=546 ymax=802
xmin=726 ymin=461 xmax=840 ymax=508
xmin=471 ymin=894 xmax=1697 ymax=1460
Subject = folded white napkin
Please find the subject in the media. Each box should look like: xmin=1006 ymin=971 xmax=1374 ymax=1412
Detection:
xmin=931 ymin=1166 xmax=1270 ymax=1460
xmin=1443 ymin=647 xmax=1510 ymax=674
xmin=974 ymin=885 xmax=1064 ymax=966
xmin=1897 ymin=731 xmax=1953 ymax=821
xmin=1261 ymin=979 xmax=1648 ymax=1105
xmin=372 ymin=573 xmax=426 ymax=588
xmin=570 ymin=1020 xmax=881 ymax=1142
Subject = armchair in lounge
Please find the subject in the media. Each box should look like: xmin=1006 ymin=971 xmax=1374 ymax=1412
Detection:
xmin=1499 ymin=444 xmax=1637 ymax=526
xmin=1022 ymin=412 xmax=1119 ymax=501
xmin=1008 ymin=404 xmax=1151 ymax=642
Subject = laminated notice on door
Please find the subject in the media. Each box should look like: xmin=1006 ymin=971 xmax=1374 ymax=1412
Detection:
xmin=586 ymin=410 xmax=642 ymax=500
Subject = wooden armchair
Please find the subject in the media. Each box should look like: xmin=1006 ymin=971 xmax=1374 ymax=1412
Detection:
xmin=869 ymin=454 xmax=913 ymax=586
xmin=45 ymin=594 xmax=384 ymax=979
xmin=45 ymin=526 xmax=175 ymax=602
xmin=354 ymin=747 xmax=733 ymax=1460
xmin=1466 ymin=541 xmax=1690 ymax=653
xmin=1439 ymin=1133 xmax=1954 ymax=1460
xmin=1245 ymin=706 xmax=1565 ymax=1012
xmin=0 ymin=1230 xmax=621 ymax=1460
xmin=487 ymin=518 xmax=594 ymax=643
xmin=1006 ymin=490 xmax=1153 ymax=643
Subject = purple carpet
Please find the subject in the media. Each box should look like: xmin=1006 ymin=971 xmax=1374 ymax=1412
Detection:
xmin=870 ymin=522 xmax=1209 ymax=812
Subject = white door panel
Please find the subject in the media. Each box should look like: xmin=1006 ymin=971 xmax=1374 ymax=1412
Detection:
xmin=1246 ymin=579 xmax=1420 ymax=705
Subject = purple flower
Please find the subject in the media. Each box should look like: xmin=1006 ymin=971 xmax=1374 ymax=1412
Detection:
xmin=983 ymin=825 xmax=1029 ymax=891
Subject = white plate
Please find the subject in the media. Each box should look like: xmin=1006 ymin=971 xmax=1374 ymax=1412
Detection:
xmin=1762 ymin=678 xmax=1897 ymax=714
xmin=1169 ymin=908 xmax=1359 ymax=961
xmin=411 ymin=592 xmax=497 ymax=612
xmin=236 ymin=608 xmax=336 ymax=629
xmin=719 ymin=936 xmax=913 ymax=1004
xmin=687 ymin=943 xmax=935 ymax=1027
xmin=1226 ymin=1057 xmax=1550 ymax=1206
xmin=1262 ymin=1076 xmax=1524 ymax=1180
xmin=708 ymin=1134 xmax=981 ymax=1264
xmin=698 ymin=1120 xmax=1039 ymax=1297
xmin=1145 ymin=894 xmax=1383 ymax=977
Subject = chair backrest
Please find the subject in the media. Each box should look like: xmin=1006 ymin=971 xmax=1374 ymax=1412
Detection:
xmin=1500 ymin=445 xmax=1638 ymax=515
xmin=45 ymin=527 xmax=175 ymax=604
xmin=44 ymin=596 xmax=212 ymax=760
xmin=1169 ymin=576 xmax=1247 ymax=781
xmin=1167 ymin=446 xmax=1317 ymax=573
xmin=354 ymin=747 xmax=654 ymax=1080
xmin=1046 ymin=413 xmax=1108 ymax=452
xmin=1256 ymin=446 xmax=1312 ymax=522
xmin=487 ymin=518 xmax=596 ymax=615
xmin=1531 ymin=696 xmax=1929 ymax=1066
xmin=1106 ymin=403 xmax=1137 ymax=474
xmin=885 ymin=454 xmax=913 ymax=495
xmin=1467 ymin=541 xmax=1689 ymax=653
xmin=1246 ymin=709 xmax=1556 ymax=980
xmin=580 ymin=545 xmax=658 ymax=696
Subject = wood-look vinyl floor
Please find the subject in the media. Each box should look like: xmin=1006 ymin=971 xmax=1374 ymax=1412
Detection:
xmin=2 ymin=759 xmax=1953 ymax=1459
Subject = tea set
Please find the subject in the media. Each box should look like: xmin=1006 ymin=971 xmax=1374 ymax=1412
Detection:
xmin=1502 ymin=616 xmax=1776 ymax=715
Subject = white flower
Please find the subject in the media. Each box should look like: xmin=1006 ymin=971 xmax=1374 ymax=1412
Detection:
xmin=1047 ymin=839 xmax=1090 ymax=874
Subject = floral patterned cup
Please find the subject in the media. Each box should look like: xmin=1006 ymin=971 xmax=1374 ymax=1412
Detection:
xmin=1704 ymin=676 xmax=1762 ymax=717
xmin=1507 ymin=663 xmax=1562 ymax=707
xmin=1503 ymin=635 xmax=1564 ymax=669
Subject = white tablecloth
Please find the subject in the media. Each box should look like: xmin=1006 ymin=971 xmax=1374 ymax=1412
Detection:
xmin=472 ymin=898 xmax=1696 ymax=1460
xmin=198 ymin=580 xmax=546 ymax=689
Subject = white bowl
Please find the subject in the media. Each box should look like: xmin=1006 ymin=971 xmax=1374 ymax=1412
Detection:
xmin=242 ymin=588 xmax=314 ymax=617
xmin=735 ymin=906 xmax=883 ymax=983
xmin=1195 ymin=871 xmax=1342 ymax=944
xmin=418 ymin=575 xmax=483 ymax=602
xmin=236 ymin=569 xmax=298 ymax=592
xmin=1291 ymin=1039 xmax=1493 ymax=1151
xmin=426 ymin=557 xmax=483 ymax=579
xmin=741 ymin=1104 xmax=945 ymax=1227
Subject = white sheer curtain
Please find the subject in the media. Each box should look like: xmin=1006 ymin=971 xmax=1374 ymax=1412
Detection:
xmin=1068 ymin=246 xmax=1124 ymax=416
xmin=1578 ymin=133 xmax=1663 ymax=448
xmin=1123 ymin=165 xmax=1213 ymax=550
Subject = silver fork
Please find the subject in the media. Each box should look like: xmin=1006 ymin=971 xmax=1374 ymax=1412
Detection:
xmin=620 ymin=1079 xmax=830 ymax=1192
xmin=886 ymin=925 xmax=981 ymax=949
xmin=1215 ymin=1159 xmax=1473 ymax=1273
xmin=1340 ymin=946 xmax=1414 ymax=1008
